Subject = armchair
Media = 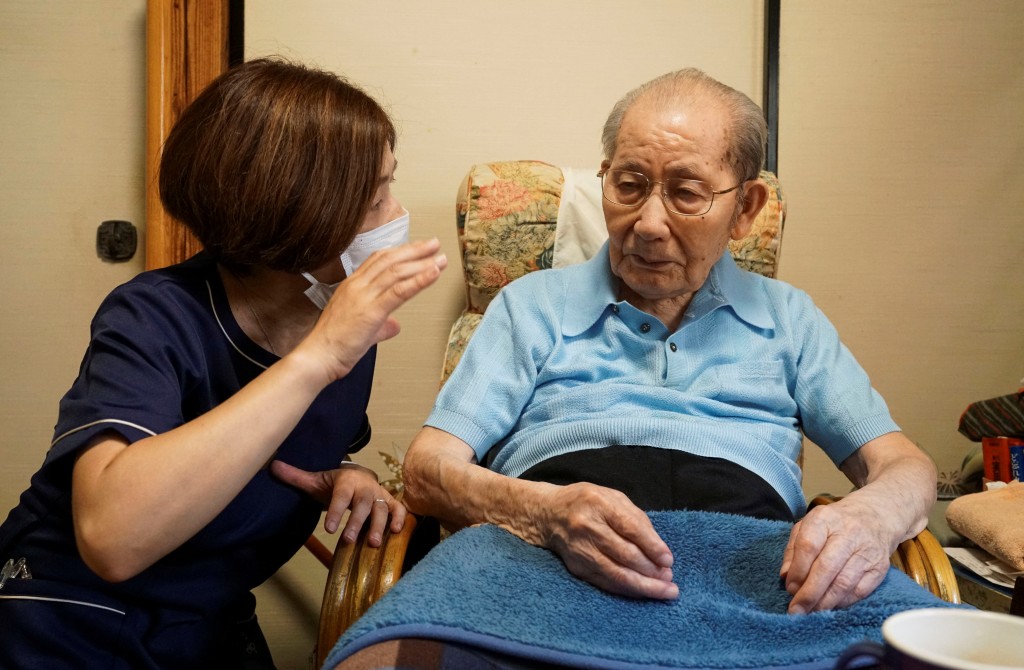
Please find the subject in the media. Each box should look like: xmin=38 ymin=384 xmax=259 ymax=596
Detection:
xmin=315 ymin=161 xmax=959 ymax=668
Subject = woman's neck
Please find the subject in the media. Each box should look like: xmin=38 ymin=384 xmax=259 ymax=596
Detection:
xmin=219 ymin=265 xmax=320 ymax=356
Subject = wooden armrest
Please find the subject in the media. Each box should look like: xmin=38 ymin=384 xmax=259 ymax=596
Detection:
xmin=807 ymin=494 xmax=960 ymax=604
xmin=315 ymin=515 xmax=418 ymax=669
xmin=909 ymin=528 xmax=961 ymax=604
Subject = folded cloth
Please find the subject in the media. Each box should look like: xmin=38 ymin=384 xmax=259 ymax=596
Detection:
xmin=946 ymin=481 xmax=1024 ymax=571
xmin=957 ymin=389 xmax=1024 ymax=441
xmin=552 ymin=167 xmax=606 ymax=268
xmin=325 ymin=511 xmax=962 ymax=670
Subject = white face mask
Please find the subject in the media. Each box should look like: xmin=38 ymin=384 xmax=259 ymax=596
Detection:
xmin=340 ymin=208 xmax=410 ymax=277
xmin=300 ymin=209 xmax=411 ymax=310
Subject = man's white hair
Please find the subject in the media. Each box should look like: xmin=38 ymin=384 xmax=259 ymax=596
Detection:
xmin=600 ymin=68 xmax=768 ymax=184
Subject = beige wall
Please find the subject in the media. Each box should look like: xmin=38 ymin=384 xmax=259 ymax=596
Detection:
xmin=2 ymin=1 xmax=1022 ymax=669
xmin=778 ymin=1 xmax=1024 ymax=498
xmin=1 ymin=3 xmax=146 ymax=518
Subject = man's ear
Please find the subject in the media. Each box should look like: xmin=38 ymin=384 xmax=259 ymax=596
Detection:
xmin=729 ymin=178 xmax=770 ymax=241
xmin=600 ymin=159 xmax=611 ymax=172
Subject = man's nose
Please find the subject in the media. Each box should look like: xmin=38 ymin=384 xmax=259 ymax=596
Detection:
xmin=633 ymin=190 xmax=672 ymax=240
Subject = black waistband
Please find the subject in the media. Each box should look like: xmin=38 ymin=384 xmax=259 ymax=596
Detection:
xmin=519 ymin=445 xmax=795 ymax=523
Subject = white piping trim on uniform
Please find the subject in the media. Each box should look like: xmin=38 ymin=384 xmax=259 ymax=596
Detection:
xmin=0 ymin=594 xmax=126 ymax=616
xmin=207 ymin=279 xmax=268 ymax=370
xmin=51 ymin=419 xmax=157 ymax=448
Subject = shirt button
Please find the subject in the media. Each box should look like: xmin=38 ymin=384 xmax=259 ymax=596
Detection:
xmin=611 ymin=305 xmax=619 ymax=314
xmin=669 ymin=342 xmax=678 ymax=352
xmin=640 ymin=323 xmax=651 ymax=333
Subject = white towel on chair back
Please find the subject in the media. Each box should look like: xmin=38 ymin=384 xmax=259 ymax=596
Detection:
xmin=553 ymin=167 xmax=608 ymax=268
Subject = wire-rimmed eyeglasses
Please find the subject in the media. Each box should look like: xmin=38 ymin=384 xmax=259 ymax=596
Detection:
xmin=597 ymin=169 xmax=745 ymax=217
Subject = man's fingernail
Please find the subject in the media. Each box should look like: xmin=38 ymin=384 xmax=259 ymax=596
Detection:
xmin=326 ymin=520 xmax=337 ymax=533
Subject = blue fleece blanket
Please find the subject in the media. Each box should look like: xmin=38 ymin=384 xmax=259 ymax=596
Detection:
xmin=325 ymin=511 xmax=963 ymax=670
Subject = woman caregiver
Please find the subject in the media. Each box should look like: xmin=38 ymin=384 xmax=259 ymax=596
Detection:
xmin=0 ymin=58 xmax=446 ymax=668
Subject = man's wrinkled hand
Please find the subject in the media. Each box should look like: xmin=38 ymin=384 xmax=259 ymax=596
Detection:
xmin=780 ymin=499 xmax=892 ymax=614
xmin=540 ymin=482 xmax=677 ymax=600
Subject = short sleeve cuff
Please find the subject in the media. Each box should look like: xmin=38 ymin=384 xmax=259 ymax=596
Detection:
xmin=424 ymin=408 xmax=498 ymax=462
xmin=831 ymin=413 xmax=903 ymax=465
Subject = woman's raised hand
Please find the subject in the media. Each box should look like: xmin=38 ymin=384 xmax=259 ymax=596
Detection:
xmin=300 ymin=238 xmax=447 ymax=382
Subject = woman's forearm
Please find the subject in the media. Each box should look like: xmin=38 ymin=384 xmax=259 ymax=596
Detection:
xmin=72 ymin=350 xmax=330 ymax=581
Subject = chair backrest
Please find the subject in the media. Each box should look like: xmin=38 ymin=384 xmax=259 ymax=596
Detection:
xmin=441 ymin=160 xmax=786 ymax=383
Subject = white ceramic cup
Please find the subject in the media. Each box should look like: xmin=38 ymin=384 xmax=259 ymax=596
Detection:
xmin=834 ymin=608 xmax=1024 ymax=669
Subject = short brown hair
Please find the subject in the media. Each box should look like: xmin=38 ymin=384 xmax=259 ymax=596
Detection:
xmin=159 ymin=57 xmax=396 ymax=272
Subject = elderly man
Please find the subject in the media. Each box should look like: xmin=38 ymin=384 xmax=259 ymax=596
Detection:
xmin=403 ymin=68 xmax=936 ymax=615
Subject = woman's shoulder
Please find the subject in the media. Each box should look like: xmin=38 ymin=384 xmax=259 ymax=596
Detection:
xmin=103 ymin=253 xmax=218 ymax=307
xmin=125 ymin=251 xmax=217 ymax=289
xmin=92 ymin=252 xmax=224 ymax=343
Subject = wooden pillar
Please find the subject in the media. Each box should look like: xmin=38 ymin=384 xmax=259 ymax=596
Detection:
xmin=145 ymin=0 xmax=230 ymax=270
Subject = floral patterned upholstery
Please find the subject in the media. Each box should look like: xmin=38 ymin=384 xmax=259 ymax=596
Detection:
xmin=441 ymin=161 xmax=786 ymax=384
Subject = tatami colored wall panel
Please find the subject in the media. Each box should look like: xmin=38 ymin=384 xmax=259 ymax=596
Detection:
xmin=778 ymin=1 xmax=1024 ymax=498
xmin=1 ymin=1 xmax=146 ymax=521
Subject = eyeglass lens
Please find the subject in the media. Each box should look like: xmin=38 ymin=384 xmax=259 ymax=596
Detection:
xmin=603 ymin=170 xmax=713 ymax=215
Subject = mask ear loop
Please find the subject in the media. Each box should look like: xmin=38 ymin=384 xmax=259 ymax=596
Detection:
xmin=301 ymin=272 xmax=337 ymax=310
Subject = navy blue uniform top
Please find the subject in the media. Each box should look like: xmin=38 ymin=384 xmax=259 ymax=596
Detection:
xmin=0 ymin=252 xmax=374 ymax=664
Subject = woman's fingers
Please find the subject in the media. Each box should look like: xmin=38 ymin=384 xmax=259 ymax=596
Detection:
xmin=360 ymin=495 xmax=395 ymax=548
xmin=270 ymin=461 xmax=406 ymax=544
xmin=386 ymin=495 xmax=407 ymax=533
xmin=356 ymin=245 xmax=448 ymax=309
xmin=339 ymin=489 xmax=403 ymax=547
xmin=337 ymin=489 xmax=370 ymax=543
xmin=355 ymin=237 xmax=443 ymax=282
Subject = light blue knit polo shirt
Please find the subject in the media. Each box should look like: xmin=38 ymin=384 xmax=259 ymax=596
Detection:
xmin=426 ymin=242 xmax=899 ymax=516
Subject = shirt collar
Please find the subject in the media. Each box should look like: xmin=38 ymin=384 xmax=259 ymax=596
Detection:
xmin=561 ymin=241 xmax=774 ymax=335
xmin=688 ymin=251 xmax=775 ymax=330
xmin=562 ymin=242 xmax=620 ymax=336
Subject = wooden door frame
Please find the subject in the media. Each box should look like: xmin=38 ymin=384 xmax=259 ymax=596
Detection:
xmin=145 ymin=0 xmax=242 ymax=270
